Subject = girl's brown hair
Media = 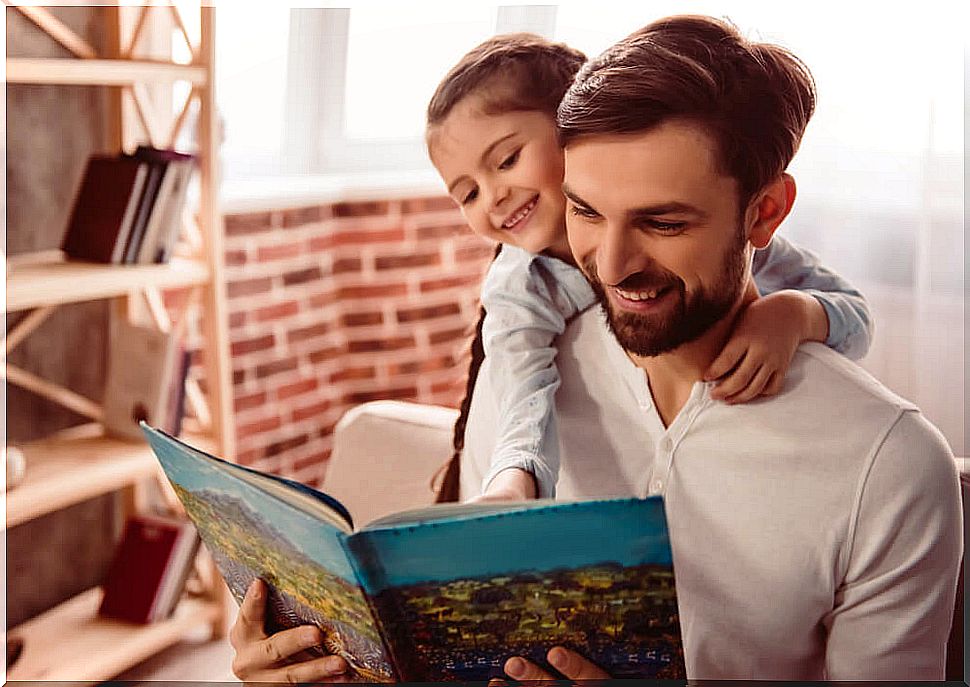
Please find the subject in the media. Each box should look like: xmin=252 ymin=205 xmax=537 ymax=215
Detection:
xmin=428 ymin=34 xmax=586 ymax=502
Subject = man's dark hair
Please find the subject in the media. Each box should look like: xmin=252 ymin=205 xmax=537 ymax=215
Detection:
xmin=558 ymin=14 xmax=816 ymax=206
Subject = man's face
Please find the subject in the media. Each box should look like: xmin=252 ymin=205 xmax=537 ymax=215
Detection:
xmin=563 ymin=120 xmax=751 ymax=357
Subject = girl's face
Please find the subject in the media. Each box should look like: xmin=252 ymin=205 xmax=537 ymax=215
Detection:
xmin=429 ymin=96 xmax=571 ymax=260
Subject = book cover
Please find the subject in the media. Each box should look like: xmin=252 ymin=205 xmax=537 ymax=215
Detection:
xmin=142 ymin=424 xmax=686 ymax=681
xmin=155 ymin=160 xmax=195 ymax=263
xmin=60 ymin=155 xmax=148 ymax=264
xmin=121 ymin=158 xmax=165 ymax=264
xmin=103 ymin=316 xmax=182 ymax=441
xmin=133 ymin=146 xmax=197 ymax=264
xmin=98 ymin=514 xmax=196 ymax=623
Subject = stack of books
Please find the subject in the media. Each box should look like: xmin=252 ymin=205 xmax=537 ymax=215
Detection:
xmin=61 ymin=146 xmax=196 ymax=265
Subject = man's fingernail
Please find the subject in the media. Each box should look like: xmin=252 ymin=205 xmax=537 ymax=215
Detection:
xmin=324 ymin=656 xmax=347 ymax=674
xmin=506 ymin=657 xmax=526 ymax=678
xmin=548 ymin=647 xmax=567 ymax=669
xmin=249 ymin=580 xmax=262 ymax=599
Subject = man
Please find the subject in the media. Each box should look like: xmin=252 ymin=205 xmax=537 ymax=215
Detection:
xmin=462 ymin=14 xmax=962 ymax=681
xmin=228 ymin=15 xmax=961 ymax=682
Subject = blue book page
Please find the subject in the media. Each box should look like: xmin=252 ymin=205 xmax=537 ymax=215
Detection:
xmin=346 ymin=497 xmax=685 ymax=681
xmin=142 ymin=425 xmax=394 ymax=681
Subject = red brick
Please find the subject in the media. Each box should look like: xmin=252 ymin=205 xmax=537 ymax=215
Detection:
xmin=419 ymin=273 xmax=484 ymax=292
xmin=308 ymin=235 xmax=337 ymax=253
xmin=231 ymin=333 xmax=275 ymax=356
xmin=455 ymin=243 xmax=496 ymax=262
xmin=292 ymin=399 xmax=333 ymax=422
xmin=277 ymin=377 xmax=319 ymax=400
xmin=235 ymin=447 xmax=264 ymax=466
xmin=343 ymin=387 xmax=418 ymax=404
xmin=432 ymin=379 xmax=462 ymax=395
xmin=429 ymin=326 xmax=470 ymax=345
xmin=255 ymin=356 xmax=299 ymax=379
xmin=232 ymin=369 xmax=247 ymax=386
xmin=287 ymin=322 xmax=332 ymax=344
xmin=333 ymin=227 xmax=406 ymax=245
xmin=283 ymin=267 xmax=323 ymax=286
xmin=387 ymin=355 xmax=456 ymax=376
xmin=234 ymin=391 xmax=267 ymax=412
xmin=227 ymin=277 xmax=274 ymax=299
xmin=347 ymin=336 xmax=415 ymax=353
xmin=264 ymin=433 xmax=310 ymax=457
xmin=415 ymin=223 xmax=470 ymax=240
xmin=375 ymin=252 xmax=440 ymax=270
xmin=340 ymin=311 xmax=382 ymax=327
xmin=329 ymin=366 xmax=376 ymax=383
xmin=255 ymin=300 xmax=300 ymax=322
xmin=396 ymin=302 xmax=460 ymax=323
xmin=281 ymin=206 xmax=324 ymax=227
xmin=224 ymin=211 xmax=273 ymax=236
xmin=331 ymin=200 xmax=390 ymax=218
xmin=309 ymin=345 xmax=343 ymax=364
xmin=237 ymin=415 xmax=282 ymax=440
xmin=338 ymin=283 xmax=408 ymax=300
xmin=332 ymin=257 xmax=362 ymax=274
xmin=308 ymin=291 xmax=338 ymax=308
xmin=228 ymin=311 xmax=247 ymax=329
xmin=225 ymin=249 xmax=248 ymax=266
xmin=401 ymin=196 xmax=456 ymax=214
xmin=256 ymin=242 xmax=303 ymax=262
xmin=293 ymin=449 xmax=331 ymax=472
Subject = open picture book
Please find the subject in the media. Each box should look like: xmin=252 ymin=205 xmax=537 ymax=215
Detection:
xmin=141 ymin=423 xmax=685 ymax=681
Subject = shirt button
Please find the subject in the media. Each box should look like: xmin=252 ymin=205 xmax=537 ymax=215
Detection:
xmin=660 ymin=437 xmax=673 ymax=453
xmin=650 ymin=480 xmax=664 ymax=494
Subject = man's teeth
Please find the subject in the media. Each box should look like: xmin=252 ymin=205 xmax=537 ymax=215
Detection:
xmin=616 ymin=287 xmax=661 ymax=301
xmin=502 ymin=198 xmax=537 ymax=228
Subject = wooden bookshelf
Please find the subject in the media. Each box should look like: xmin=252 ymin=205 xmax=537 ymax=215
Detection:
xmin=7 ymin=586 xmax=223 ymax=683
xmin=7 ymin=251 xmax=210 ymax=312
xmin=6 ymin=57 xmax=208 ymax=86
xmin=6 ymin=4 xmax=235 ymax=680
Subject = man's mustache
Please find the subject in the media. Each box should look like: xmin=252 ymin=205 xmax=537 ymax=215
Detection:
xmin=581 ymin=257 xmax=681 ymax=294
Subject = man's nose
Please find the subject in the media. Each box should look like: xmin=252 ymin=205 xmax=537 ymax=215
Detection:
xmin=597 ymin=224 xmax=644 ymax=286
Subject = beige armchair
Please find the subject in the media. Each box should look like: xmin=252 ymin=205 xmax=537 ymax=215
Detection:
xmin=325 ymin=401 xmax=967 ymax=679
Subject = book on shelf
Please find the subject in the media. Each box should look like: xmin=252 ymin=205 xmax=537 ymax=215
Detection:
xmin=103 ymin=314 xmax=189 ymax=441
xmin=59 ymin=148 xmax=196 ymax=266
xmin=60 ymin=155 xmax=149 ymax=264
xmin=141 ymin=424 xmax=686 ymax=682
xmin=131 ymin=146 xmax=197 ymax=265
xmin=98 ymin=514 xmax=201 ymax=624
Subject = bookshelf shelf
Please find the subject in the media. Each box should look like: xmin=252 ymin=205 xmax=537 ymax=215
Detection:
xmin=7 ymin=251 xmax=210 ymax=312
xmin=5 ymin=424 xmax=216 ymax=529
xmin=6 ymin=57 xmax=207 ymax=86
xmin=7 ymin=586 xmax=223 ymax=683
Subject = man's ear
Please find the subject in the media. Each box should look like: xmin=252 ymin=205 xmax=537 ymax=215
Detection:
xmin=747 ymin=174 xmax=796 ymax=249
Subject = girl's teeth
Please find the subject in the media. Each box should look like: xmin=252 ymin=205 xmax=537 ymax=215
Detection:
xmin=503 ymin=198 xmax=537 ymax=228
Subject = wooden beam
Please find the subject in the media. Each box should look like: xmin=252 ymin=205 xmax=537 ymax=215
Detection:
xmin=6 ymin=365 xmax=104 ymax=422
xmin=5 ymin=58 xmax=207 ymax=86
xmin=169 ymin=3 xmax=198 ymax=63
xmin=5 ymin=306 xmax=57 ymax=358
xmin=123 ymin=3 xmax=153 ymax=59
xmin=15 ymin=6 xmax=98 ymax=59
xmin=129 ymin=82 xmax=162 ymax=147
xmin=167 ymin=85 xmax=196 ymax=149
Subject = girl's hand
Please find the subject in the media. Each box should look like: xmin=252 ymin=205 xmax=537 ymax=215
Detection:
xmin=467 ymin=467 xmax=537 ymax=503
xmin=705 ymin=290 xmax=828 ymax=404
xmin=229 ymin=579 xmax=352 ymax=683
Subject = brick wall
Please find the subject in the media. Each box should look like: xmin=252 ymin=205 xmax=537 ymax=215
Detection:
xmin=219 ymin=194 xmax=492 ymax=486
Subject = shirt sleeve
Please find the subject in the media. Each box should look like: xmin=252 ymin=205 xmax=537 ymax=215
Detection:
xmin=752 ymin=234 xmax=873 ymax=359
xmin=823 ymin=410 xmax=963 ymax=679
xmin=478 ymin=246 xmax=596 ymax=498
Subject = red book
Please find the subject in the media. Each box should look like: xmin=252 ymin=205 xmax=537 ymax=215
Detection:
xmin=61 ymin=155 xmax=149 ymax=264
xmin=98 ymin=515 xmax=197 ymax=623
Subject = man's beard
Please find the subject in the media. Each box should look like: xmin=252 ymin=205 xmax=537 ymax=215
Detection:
xmin=584 ymin=228 xmax=749 ymax=358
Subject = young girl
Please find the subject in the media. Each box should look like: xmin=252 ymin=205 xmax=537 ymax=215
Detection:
xmin=426 ymin=34 xmax=872 ymax=503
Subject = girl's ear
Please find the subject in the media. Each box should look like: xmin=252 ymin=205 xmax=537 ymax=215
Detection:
xmin=747 ymin=174 xmax=796 ymax=249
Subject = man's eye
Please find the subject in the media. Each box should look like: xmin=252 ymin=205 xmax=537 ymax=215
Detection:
xmin=461 ymin=188 xmax=479 ymax=205
xmin=568 ymin=204 xmax=599 ymax=219
xmin=498 ymin=149 xmax=520 ymax=170
xmin=648 ymin=220 xmax=686 ymax=233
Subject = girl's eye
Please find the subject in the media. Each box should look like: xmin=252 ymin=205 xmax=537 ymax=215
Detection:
xmin=498 ymin=149 xmax=520 ymax=170
xmin=461 ymin=188 xmax=479 ymax=205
